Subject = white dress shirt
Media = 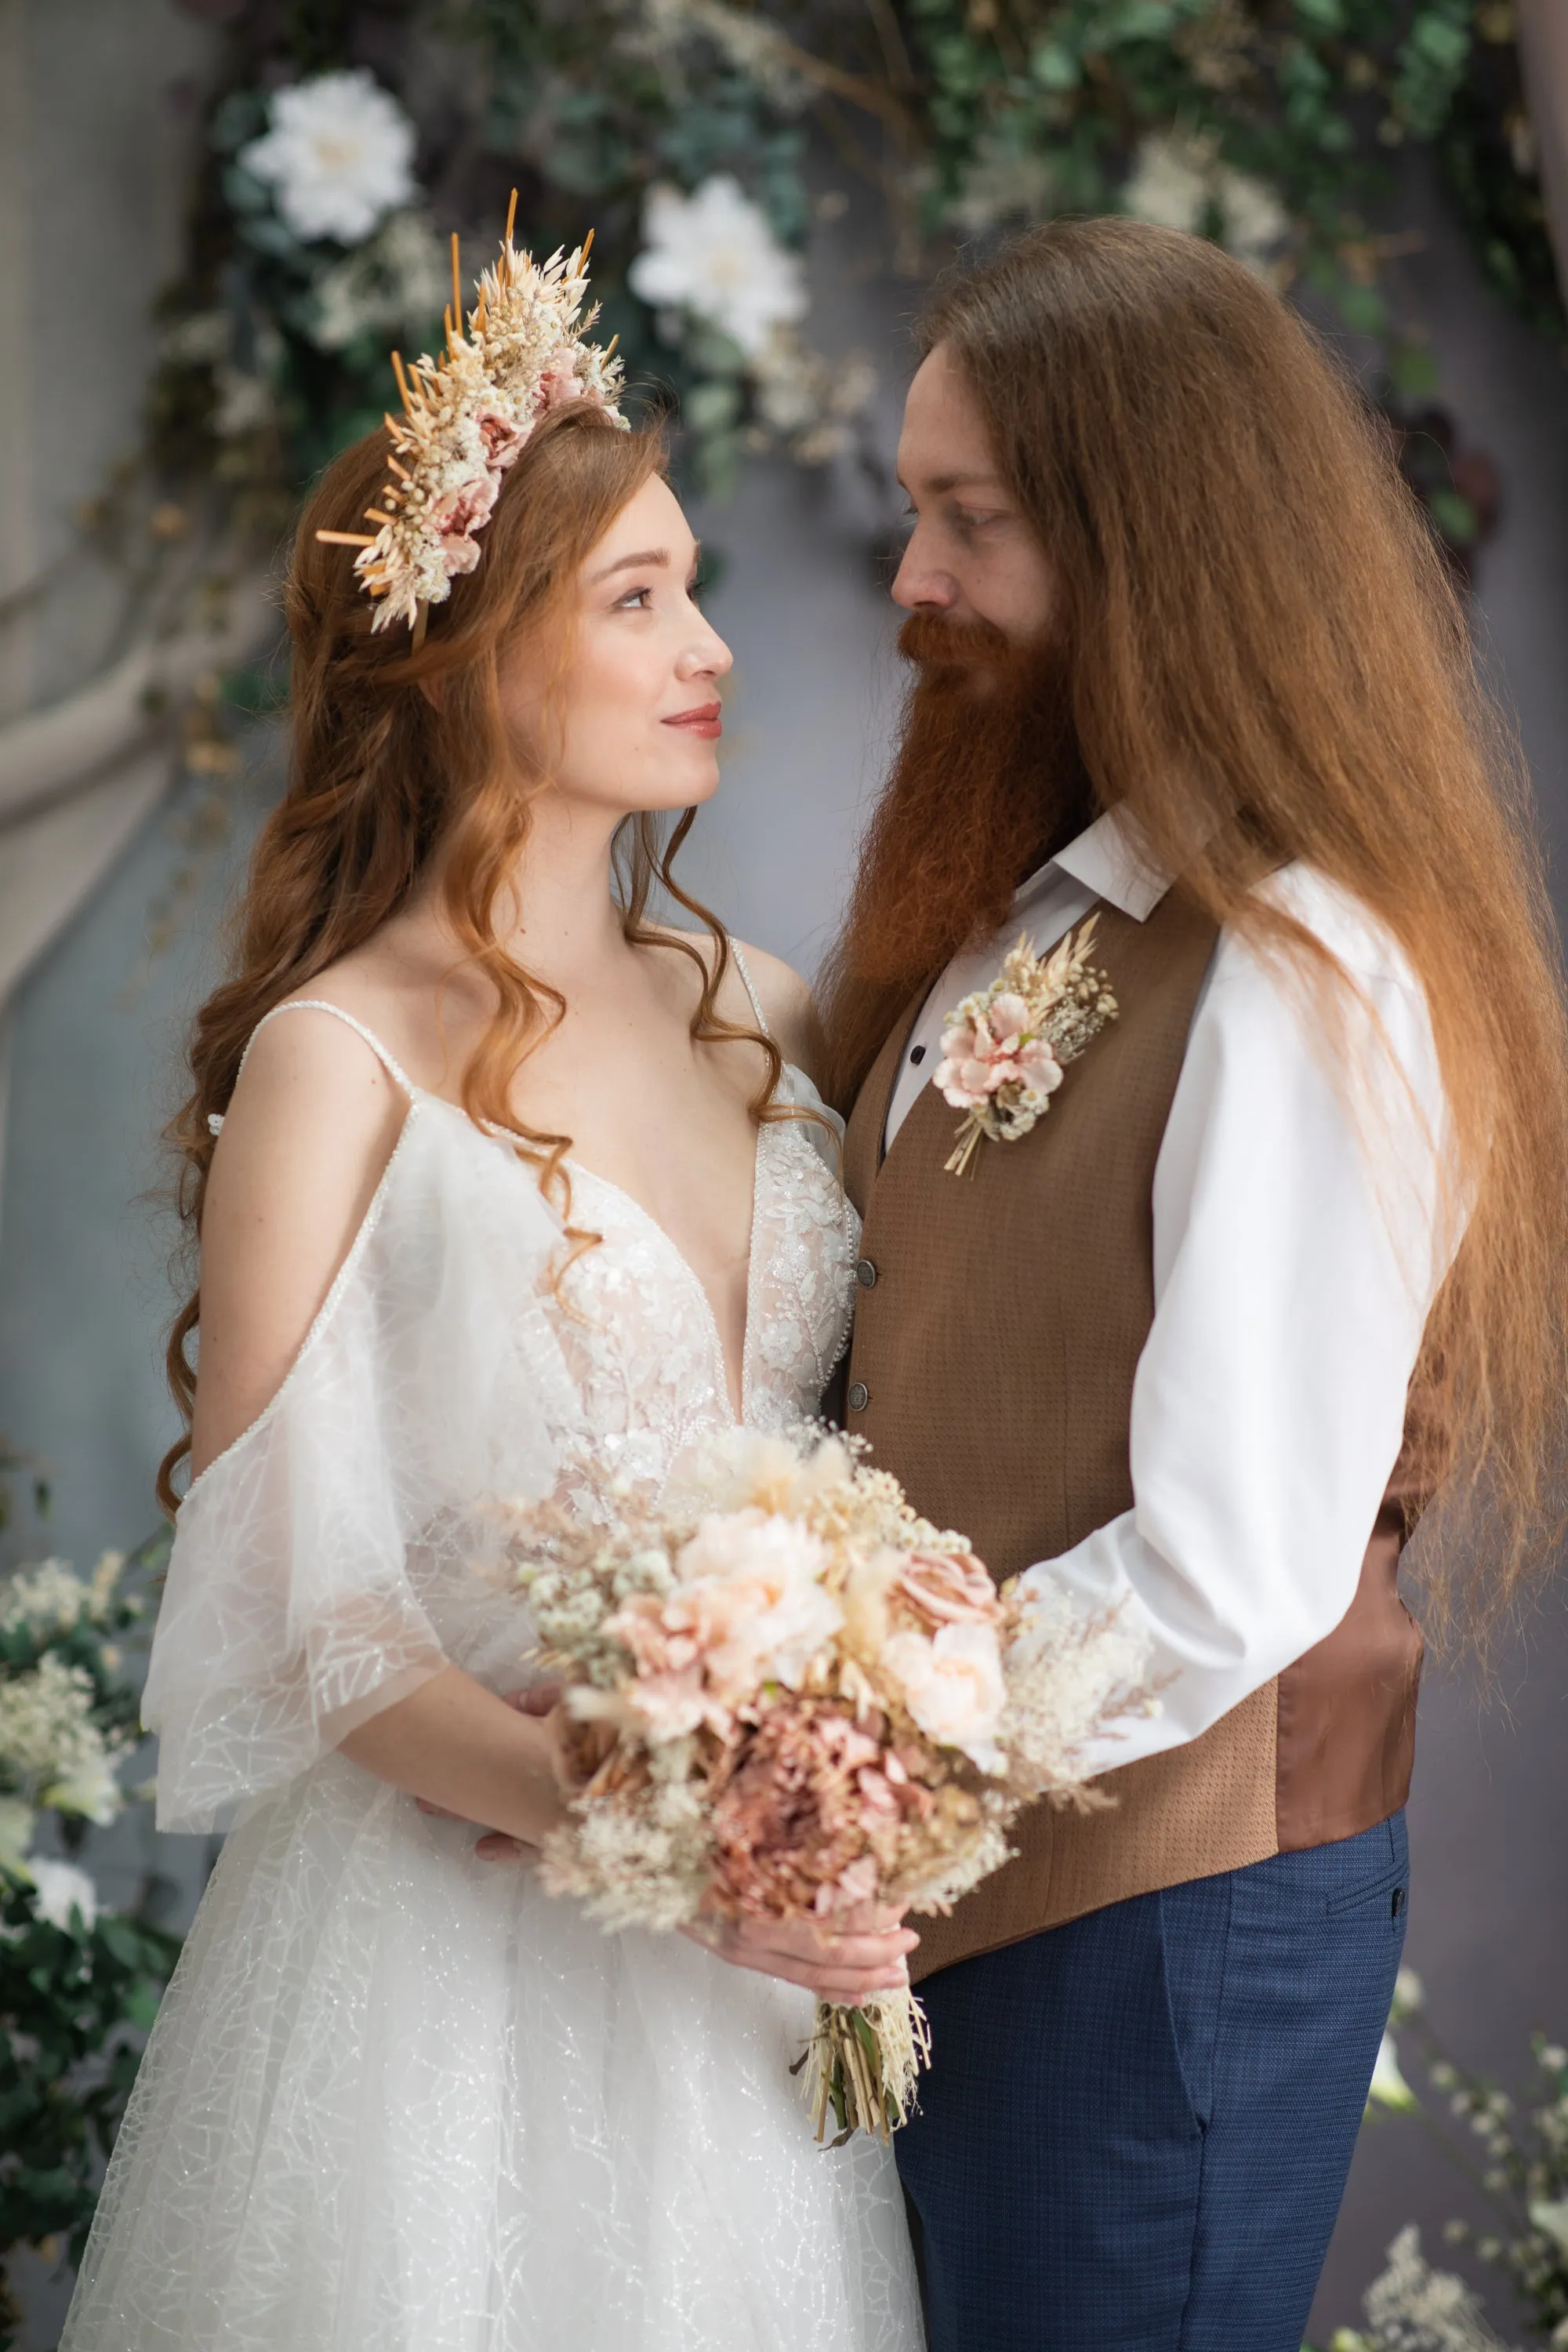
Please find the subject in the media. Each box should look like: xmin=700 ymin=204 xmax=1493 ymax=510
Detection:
xmin=883 ymin=808 xmax=1453 ymax=1777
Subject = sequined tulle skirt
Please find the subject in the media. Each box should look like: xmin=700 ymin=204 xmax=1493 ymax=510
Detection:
xmin=61 ymin=1755 xmax=921 ymax=2352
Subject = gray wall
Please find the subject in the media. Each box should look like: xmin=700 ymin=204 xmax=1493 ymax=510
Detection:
xmin=1 ymin=9 xmax=1566 ymax=2344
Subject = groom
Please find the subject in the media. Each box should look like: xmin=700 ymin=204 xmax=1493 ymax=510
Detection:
xmin=811 ymin=217 xmax=1512 ymax=2352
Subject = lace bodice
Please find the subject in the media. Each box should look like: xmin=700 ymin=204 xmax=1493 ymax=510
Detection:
xmin=145 ymin=979 xmax=860 ymax=1832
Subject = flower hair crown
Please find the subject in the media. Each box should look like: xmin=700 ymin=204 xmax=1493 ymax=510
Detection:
xmin=317 ymin=191 xmax=626 ymax=640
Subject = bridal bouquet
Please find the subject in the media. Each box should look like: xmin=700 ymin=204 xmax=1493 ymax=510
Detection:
xmin=499 ymin=1427 xmax=1151 ymax=2143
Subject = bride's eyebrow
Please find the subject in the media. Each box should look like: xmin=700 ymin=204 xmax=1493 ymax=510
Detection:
xmin=590 ymin=547 xmax=673 ymax=582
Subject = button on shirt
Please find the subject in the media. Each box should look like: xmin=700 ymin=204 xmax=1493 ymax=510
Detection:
xmin=881 ymin=808 xmax=1454 ymax=1780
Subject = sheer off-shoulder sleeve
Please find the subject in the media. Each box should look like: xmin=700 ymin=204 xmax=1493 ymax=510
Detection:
xmin=143 ymin=1101 xmax=580 ymax=1831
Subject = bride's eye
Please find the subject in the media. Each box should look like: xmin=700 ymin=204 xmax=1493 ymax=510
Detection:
xmin=615 ymin=584 xmax=655 ymax=610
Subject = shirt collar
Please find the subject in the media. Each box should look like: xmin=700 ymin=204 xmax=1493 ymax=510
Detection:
xmin=1015 ymin=804 xmax=1172 ymax=924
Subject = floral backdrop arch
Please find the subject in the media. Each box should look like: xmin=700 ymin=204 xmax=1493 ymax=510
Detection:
xmin=2 ymin=0 xmax=1565 ymax=1046
xmin=150 ymin=0 xmax=1563 ymax=549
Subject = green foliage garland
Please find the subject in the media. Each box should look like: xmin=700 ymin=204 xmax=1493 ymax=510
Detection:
xmin=0 ymin=1547 xmax=182 ymax=2344
xmin=146 ymin=0 xmax=1558 ymax=579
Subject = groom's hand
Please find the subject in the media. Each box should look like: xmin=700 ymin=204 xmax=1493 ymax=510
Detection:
xmin=683 ymin=1905 xmax=919 ymax=2004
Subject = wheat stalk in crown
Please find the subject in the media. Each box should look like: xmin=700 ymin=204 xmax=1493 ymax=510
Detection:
xmin=317 ymin=192 xmax=627 ymax=642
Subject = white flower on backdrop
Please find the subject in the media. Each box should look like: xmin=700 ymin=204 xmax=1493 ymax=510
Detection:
xmin=1530 ymin=2198 xmax=1568 ymax=2262
xmin=309 ymin=210 xmax=451 ymax=351
xmin=27 ymin=1856 xmax=100 ymax=1935
xmin=1122 ymin=129 xmax=1289 ymax=274
xmin=241 ymin=68 xmax=418 ymax=245
xmin=628 ymin=174 xmax=808 ymax=358
xmin=0 ymin=1552 xmax=123 ymax=1637
xmin=1367 ymin=2031 xmax=1421 ymax=2115
xmin=1351 ymin=2223 xmax=1520 ymax=2350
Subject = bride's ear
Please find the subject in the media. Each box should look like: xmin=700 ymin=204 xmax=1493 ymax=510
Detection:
xmin=419 ymin=675 xmax=447 ymax=712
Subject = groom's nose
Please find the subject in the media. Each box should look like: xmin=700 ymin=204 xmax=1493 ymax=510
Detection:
xmin=891 ymin=528 xmax=961 ymax=616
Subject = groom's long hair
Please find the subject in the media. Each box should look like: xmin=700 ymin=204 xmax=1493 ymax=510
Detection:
xmin=820 ymin=216 xmax=1568 ymax=1644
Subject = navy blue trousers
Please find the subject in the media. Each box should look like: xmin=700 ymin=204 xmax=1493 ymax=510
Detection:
xmin=895 ymin=1813 xmax=1409 ymax=2352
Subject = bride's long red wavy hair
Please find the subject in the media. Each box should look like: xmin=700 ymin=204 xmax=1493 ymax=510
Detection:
xmin=158 ymin=404 xmax=775 ymax=1512
xmin=822 ymin=218 xmax=1568 ymax=1642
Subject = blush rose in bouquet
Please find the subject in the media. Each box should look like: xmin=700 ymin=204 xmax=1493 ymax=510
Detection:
xmin=499 ymin=1426 xmax=1152 ymax=2143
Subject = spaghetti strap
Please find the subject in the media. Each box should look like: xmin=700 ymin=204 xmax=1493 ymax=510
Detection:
xmin=730 ymin=942 xmax=771 ymax=1039
xmin=209 ymin=1000 xmax=419 ymax=1135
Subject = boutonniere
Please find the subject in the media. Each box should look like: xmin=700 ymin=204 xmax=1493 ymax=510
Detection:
xmin=934 ymin=916 xmax=1119 ymax=1177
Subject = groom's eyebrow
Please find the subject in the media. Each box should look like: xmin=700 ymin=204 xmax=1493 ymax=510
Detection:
xmin=898 ymin=470 xmax=1006 ymax=495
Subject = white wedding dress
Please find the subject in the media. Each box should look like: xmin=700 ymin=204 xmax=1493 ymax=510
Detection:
xmin=63 ymin=971 xmax=923 ymax=2352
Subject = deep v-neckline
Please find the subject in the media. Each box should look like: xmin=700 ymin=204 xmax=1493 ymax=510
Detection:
xmin=566 ymin=1133 xmax=763 ymax=1425
xmin=415 ymin=1087 xmax=769 ymax=1423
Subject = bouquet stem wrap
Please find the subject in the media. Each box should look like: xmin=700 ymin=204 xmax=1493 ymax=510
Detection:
xmin=793 ymin=1991 xmax=933 ymax=2146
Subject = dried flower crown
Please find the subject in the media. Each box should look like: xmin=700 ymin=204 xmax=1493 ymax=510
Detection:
xmin=317 ymin=193 xmax=626 ymax=639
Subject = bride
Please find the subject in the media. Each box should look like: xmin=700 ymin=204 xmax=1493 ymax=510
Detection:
xmin=62 ymin=248 xmax=923 ymax=2351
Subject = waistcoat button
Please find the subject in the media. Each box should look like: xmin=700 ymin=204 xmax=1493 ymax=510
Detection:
xmin=847 ymin=1381 xmax=869 ymax=1413
xmin=855 ymin=1258 xmax=878 ymax=1288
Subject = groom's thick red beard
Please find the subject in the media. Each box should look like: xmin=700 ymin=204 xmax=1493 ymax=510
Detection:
xmin=818 ymin=611 xmax=1094 ymax=1102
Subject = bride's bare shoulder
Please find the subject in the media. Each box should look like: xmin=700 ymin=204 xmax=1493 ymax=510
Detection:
xmin=646 ymin=925 xmax=826 ymax=1081
xmin=192 ymin=992 xmax=409 ymax=1478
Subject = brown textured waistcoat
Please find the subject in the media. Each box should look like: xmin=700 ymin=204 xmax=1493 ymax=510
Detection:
xmin=841 ymin=892 xmax=1425 ymax=1984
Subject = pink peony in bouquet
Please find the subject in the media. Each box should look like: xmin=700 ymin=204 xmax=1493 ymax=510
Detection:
xmin=501 ymin=1425 xmax=1152 ymax=2143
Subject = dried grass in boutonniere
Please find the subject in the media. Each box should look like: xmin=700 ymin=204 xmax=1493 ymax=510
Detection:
xmin=934 ymin=916 xmax=1118 ymax=1178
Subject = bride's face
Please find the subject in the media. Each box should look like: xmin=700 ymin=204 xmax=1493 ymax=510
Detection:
xmin=499 ymin=474 xmax=733 ymax=820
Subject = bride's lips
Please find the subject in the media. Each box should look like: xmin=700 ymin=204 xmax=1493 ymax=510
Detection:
xmin=662 ymin=701 xmax=723 ymax=741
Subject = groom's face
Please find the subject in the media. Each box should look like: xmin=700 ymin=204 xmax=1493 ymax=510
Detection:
xmin=892 ymin=343 xmax=1054 ymax=648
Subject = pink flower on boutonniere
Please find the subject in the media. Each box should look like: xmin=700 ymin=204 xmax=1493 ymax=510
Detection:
xmin=935 ymin=992 xmax=1064 ymax=1112
xmin=935 ymin=917 xmax=1118 ymax=1176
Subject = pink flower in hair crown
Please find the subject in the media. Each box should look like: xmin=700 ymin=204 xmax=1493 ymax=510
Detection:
xmin=536 ymin=346 xmax=589 ymax=408
xmin=474 ymin=405 xmax=532 ymax=466
xmin=933 ymin=918 xmax=1119 ymax=1177
xmin=426 ymin=469 xmax=502 ymax=576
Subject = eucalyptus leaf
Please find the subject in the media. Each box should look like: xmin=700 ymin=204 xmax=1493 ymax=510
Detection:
xmin=1030 ymin=43 xmax=1081 ymax=92
xmin=683 ymin=379 xmax=742 ymax=435
xmin=1428 ymin=486 xmax=1480 ymax=546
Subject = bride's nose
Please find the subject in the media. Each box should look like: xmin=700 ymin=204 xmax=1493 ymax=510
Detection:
xmin=677 ymin=621 xmax=733 ymax=682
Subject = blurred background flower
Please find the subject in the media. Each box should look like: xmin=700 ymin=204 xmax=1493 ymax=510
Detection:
xmin=238 ymin=67 xmax=417 ymax=245
xmin=630 ymin=175 xmax=808 ymax=358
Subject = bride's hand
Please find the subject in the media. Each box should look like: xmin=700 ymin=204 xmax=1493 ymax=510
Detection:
xmin=681 ymin=1903 xmax=920 ymax=2005
xmin=416 ymin=1684 xmax=567 ymax=1862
